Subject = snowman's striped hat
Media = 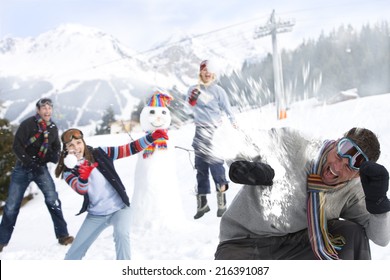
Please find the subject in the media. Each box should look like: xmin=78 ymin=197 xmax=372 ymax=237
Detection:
xmin=147 ymin=91 xmax=173 ymax=107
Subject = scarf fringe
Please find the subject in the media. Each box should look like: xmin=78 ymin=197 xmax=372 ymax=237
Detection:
xmin=307 ymin=140 xmax=346 ymax=260
xmin=143 ymin=138 xmax=167 ymax=159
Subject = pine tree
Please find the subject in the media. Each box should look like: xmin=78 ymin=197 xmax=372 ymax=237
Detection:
xmin=0 ymin=118 xmax=16 ymax=202
xmin=95 ymin=106 xmax=116 ymax=135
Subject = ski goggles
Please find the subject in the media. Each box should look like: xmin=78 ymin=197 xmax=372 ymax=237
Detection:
xmin=36 ymin=98 xmax=53 ymax=108
xmin=337 ymin=138 xmax=368 ymax=170
xmin=61 ymin=129 xmax=84 ymax=144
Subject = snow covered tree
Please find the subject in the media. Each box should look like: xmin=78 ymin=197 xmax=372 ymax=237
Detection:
xmin=0 ymin=118 xmax=16 ymax=203
xmin=95 ymin=105 xmax=116 ymax=135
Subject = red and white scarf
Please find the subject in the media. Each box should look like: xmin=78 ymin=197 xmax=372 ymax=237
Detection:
xmin=27 ymin=114 xmax=50 ymax=159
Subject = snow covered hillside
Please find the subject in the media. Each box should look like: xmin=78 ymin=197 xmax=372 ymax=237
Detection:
xmin=1 ymin=93 xmax=390 ymax=260
xmin=0 ymin=23 xmax=268 ymax=129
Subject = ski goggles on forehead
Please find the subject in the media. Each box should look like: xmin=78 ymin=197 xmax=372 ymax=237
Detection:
xmin=337 ymin=138 xmax=368 ymax=170
xmin=61 ymin=129 xmax=83 ymax=144
xmin=36 ymin=98 xmax=53 ymax=108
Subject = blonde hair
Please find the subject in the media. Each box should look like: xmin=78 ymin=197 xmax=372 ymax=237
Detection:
xmin=198 ymin=72 xmax=216 ymax=88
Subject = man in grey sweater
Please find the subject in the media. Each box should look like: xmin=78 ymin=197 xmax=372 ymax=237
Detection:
xmin=215 ymin=127 xmax=390 ymax=259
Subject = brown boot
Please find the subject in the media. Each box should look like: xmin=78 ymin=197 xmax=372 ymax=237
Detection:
xmin=58 ymin=235 xmax=74 ymax=246
xmin=0 ymin=243 xmax=7 ymax=252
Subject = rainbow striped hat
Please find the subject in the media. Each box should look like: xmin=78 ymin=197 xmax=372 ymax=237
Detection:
xmin=147 ymin=91 xmax=173 ymax=107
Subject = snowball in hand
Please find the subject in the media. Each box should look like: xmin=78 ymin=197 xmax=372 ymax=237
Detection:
xmin=64 ymin=154 xmax=78 ymax=168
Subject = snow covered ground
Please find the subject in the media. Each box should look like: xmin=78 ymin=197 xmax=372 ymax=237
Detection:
xmin=2 ymin=93 xmax=390 ymax=279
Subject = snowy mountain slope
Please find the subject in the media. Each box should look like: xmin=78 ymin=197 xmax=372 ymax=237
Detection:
xmin=0 ymin=24 xmax=160 ymax=128
xmin=142 ymin=19 xmax=272 ymax=86
xmin=0 ymin=23 xmax=140 ymax=79
xmin=0 ymin=93 xmax=389 ymax=260
xmin=0 ymin=22 xmax=272 ymax=128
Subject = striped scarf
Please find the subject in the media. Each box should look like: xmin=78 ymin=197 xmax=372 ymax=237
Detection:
xmin=143 ymin=131 xmax=168 ymax=159
xmin=307 ymin=140 xmax=346 ymax=260
xmin=27 ymin=114 xmax=51 ymax=159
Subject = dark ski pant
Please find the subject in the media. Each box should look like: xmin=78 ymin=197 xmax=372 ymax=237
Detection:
xmin=192 ymin=126 xmax=228 ymax=194
xmin=0 ymin=162 xmax=69 ymax=245
xmin=214 ymin=219 xmax=371 ymax=260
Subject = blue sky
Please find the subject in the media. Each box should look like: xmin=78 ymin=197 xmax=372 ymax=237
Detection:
xmin=0 ymin=0 xmax=389 ymax=51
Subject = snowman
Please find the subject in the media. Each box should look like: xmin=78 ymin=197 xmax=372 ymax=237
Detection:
xmin=131 ymin=91 xmax=185 ymax=232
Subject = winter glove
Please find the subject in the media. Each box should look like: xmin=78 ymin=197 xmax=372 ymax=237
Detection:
xmin=45 ymin=151 xmax=60 ymax=164
xmin=229 ymin=160 xmax=274 ymax=186
xmin=78 ymin=160 xmax=98 ymax=182
xmin=26 ymin=159 xmax=44 ymax=176
xmin=151 ymin=129 xmax=169 ymax=141
xmin=360 ymin=161 xmax=390 ymax=214
xmin=188 ymin=88 xmax=201 ymax=106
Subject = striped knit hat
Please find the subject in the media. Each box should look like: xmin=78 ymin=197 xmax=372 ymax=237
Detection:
xmin=146 ymin=91 xmax=173 ymax=107
xmin=200 ymin=60 xmax=208 ymax=71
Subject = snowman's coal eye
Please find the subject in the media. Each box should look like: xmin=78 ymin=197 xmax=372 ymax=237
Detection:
xmin=150 ymin=110 xmax=155 ymax=114
xmin=162 ymin=110 xmax=167 ymax=115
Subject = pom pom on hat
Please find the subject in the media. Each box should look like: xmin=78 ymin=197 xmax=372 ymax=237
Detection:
xmin=146 ymin=91 xmax=173 ymax=107
xmin=200 ymin=60 xmax=208 ymax=71
xmin=199 ymin=59 xmax=219 ymax=74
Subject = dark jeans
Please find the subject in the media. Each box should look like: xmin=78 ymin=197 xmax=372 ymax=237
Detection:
xmin=215 ymin=219 xmax=371 ymax=260
xmin=0 ymin=161 xmax=69 ymax=245
xmin=192 ymin=126 xmax=228 ymax=194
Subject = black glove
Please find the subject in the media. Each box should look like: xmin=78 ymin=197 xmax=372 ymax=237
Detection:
xmin=45 ymin=151 xmax=60 ymax=164
xmin=26 ymin=159 xmax=44 ymax=176
xmin=360 ymin=161 xmax=390 ymax=214
xmin=229 ymin=160 xmax=274 ymax=186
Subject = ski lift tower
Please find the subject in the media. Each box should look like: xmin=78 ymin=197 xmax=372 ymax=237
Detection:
xmin=254 ymin=10 xmax=295 ymax=119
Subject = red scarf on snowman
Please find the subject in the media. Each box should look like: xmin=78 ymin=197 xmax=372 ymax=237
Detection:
xmin=143 ymin=130 xmax=168 ymax=158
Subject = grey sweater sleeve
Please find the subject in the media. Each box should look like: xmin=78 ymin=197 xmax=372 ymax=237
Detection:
xmin=366 ymin=212 xmax=390 ymax=246
xmin=340 ymin=180 xmax=390 ymax=246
